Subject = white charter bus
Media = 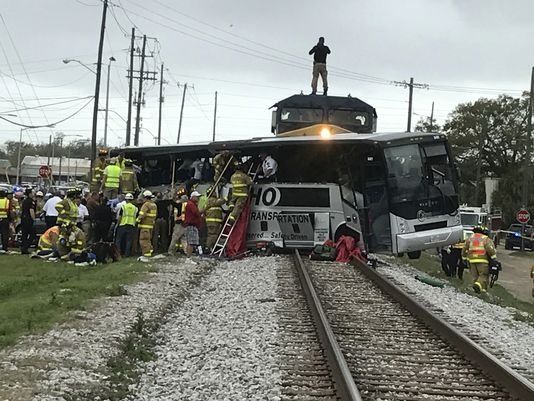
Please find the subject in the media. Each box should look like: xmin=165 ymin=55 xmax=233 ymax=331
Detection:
xmin=113 ymin=131 xmax=462 ymax=258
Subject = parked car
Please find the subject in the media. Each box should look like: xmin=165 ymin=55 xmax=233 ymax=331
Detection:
xmin=504 ymin=223 xmax=534 ymax=250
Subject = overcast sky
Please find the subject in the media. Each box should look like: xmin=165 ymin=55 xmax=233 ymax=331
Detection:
xmin=0 ymin=0 xmax=532 ymax=150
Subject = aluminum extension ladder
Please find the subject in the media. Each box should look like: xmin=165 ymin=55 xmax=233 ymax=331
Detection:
xmin=210 ymin=214 xmax=240 ymax=257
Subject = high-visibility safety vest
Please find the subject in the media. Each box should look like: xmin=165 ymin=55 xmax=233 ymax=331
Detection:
xmin=205 ymin=197 xmax=225 ymax=223
xmin=138 ymin=200 xmax=157 ymax=229
xmin=92 ymin=158 xmax=107 ymax=186
xmin=103 ymin=164 xmax=121 ymax=189
xmin=120 ymin=202 xmax=138 ymax=226
xmin=462 ymin=233 xmax=496 ymax=264
xmin=0 ymin=198 xmax=9 ymax=219
xmin=115 ymin=159 xmax=126 ymax=170
xmin=38 ymin=226 xmax=60 ymax=250
xmin=56 ymin=198 xmax=78 ymax=225
xmin=230 ymin=171 xmax=252 ymax=197
xmin=120 ymin=168 xmax=137 ymax=193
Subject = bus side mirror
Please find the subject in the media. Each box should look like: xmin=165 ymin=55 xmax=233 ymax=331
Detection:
xmin=271 ymin=110 xmax=277 ymax=134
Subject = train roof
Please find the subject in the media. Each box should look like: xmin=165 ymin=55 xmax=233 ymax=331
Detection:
xmin=271 ymin=94 xmax=377 ymax=117
xmin=113 ymin=131 xmax=446 ymax=158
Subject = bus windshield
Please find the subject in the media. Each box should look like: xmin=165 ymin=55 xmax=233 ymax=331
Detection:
xmin=384 ymin=142 xmax=458 ymax=219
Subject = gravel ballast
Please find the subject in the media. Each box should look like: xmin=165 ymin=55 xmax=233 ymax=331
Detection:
xmin=378 ymin=258 xmax=534 ymax=381
xmin=129 ymin=256 xmax=285 ymax=401
xmin=0 ymin=258 xmax=211 ymax=401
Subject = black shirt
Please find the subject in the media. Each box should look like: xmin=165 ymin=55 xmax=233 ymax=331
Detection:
xmin=155 ymin=199 xmax=172 ymax=219
xmin=309 ymin=44 xmax=331 ymax=64
xmin=21 ymin=197 xmax=35 ymax=220
xmin=93 ymin=204 xmax=113 ymax=222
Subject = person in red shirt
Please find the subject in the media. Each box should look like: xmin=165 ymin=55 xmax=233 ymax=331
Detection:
xmin=184 ymin=191 xmax=202 ymax=259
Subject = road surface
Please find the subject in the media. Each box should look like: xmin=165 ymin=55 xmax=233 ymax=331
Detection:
xmin=496 ymin=245 xmax=533 ymax=303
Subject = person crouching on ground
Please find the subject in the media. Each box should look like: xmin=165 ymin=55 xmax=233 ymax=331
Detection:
xmin=184 ymin=191 xmax=202 ymax=261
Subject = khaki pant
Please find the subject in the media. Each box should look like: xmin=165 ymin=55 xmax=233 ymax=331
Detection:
xmin=168 ymin=223 xmax=186 ymax=254
xmin=206 ymin=223 xmax=222 ymax=250
xmin=104 ymin=188 xmax=119 ymax=200
xmin=139 ymin=228 xmax=153 ymax=257
xmin=311 ymin=63 xmax=328 ymax=93
xmin=470 ymin=262 xmax=489 ymax=292
xmin=229 ymin=196 xmax=247 ymax=221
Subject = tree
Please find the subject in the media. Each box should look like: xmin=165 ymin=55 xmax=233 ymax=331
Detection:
xmin=443 ymin=94 xmax=531 ymax=223
xmin=2 ymin=139 xmax=93 ymax=167
xmin=414 ymin=116 xmax=441 ymax=133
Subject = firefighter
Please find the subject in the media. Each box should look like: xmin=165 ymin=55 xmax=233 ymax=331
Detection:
xmin=228 ymin=163 xmax=252 ymax=224
xmin=203 ymin=191 xmax=226 ymax=250
xmin=115 ymin=193 xmax=138 ymax=257
xmin=100 ymin=159 xmax=122 ymax=199
xmin=137 ymin=190 xmax=157 ymax=257
xmin=0 ymin=189 xmax=13 ymax=252
xmin=212 ymin=150 xmax=236 ymax=184
xmin=530 ymin=265 xmax=534 ymax=298
xmin=57 ymin=222 xmax=86 ymax=261
xmin=120 ymin=159 xmax=139 ymax=195
xmin=91 ymin=149 xmax=108 ymax=192
xmin=115 ymin=152 xmax=126 ymax=171
xmin=34 ymin=225 xmax=61 ymax=257
xmin=462 ymin=226 xmax=497 ymax=293
xmin=55 ymin=189 xmax=79 ymax=226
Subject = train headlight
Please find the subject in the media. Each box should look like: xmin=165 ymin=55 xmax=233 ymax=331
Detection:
xmin=320 ymin=127 xmax=331 ymax=139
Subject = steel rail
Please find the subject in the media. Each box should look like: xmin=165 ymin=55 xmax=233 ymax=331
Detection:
xmin=293 ymin=250 xmax=362 ymax=401
xmin=352 ymin=258 xmax=534 ymax=401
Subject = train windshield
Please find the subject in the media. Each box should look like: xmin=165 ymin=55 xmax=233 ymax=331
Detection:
xmin=280 ymin=108 xmax=323 ymax=123
xmin=328 ymin=110 xmax=369 ymax=127
xmin=384 ymin=142 xmax=458 ymax=220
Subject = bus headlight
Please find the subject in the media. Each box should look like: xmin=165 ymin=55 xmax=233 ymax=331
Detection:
xmin=455 ymin=213 xmax=461 ymax=224
xmin=399 ymin=220 xmax=406 ymax=233
xmin=320 ymin=127 xmax=331 ymax=139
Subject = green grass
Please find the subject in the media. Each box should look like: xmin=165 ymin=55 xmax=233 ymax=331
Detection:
xmin=395 ymin=251 xmax=534 ymax=323
xmin=0 ymin=255 xmax=149 ymax=349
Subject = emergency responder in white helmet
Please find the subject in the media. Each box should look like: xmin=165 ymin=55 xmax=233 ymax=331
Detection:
xmin=137 ymin=190 xmax=157 ymax=257
xmin=462 ymin=226 xmax=497 ymax=293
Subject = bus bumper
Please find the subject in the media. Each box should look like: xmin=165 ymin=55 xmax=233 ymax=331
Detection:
xmin=396 ymin=225 xmax=463 ymax=253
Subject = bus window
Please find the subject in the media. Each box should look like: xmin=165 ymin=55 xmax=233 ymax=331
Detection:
xmin=384 ymin=144 xmax=424 ymax=203
xmin=280 ymin=108 xmax=323 ymax=123
xmin=328 ymin=110 xmax=369 ymax=127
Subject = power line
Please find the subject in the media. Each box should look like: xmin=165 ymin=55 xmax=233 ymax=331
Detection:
xmin=1 ymin=95 xmax=94 ymax=114
xmin=0 ymin=96 xmax=94 ymax=128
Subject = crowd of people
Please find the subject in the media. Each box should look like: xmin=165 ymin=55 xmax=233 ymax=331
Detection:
xmin=0 ymin=149 xmax=277 ymax=264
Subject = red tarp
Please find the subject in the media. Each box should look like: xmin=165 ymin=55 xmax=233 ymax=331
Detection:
xmin=332 ymin=235 xmax=366 ymax=263
xmin=226 ymin=199 xmax=251 ymax=257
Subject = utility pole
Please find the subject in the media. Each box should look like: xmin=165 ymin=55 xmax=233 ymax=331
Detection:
xmin=134 ymin=35 xmax=147 ymax=146
xmin=47 ymin=134 xmax=52 ymax=168
xmin=126 ymin=27 xmax=135 ymax=146
xmin=90 ymin=0 xmax=108 ymax=182
xmin=177 ymin=82 xmax=187 ymax=143
xmin=429 ymin=101 xmax=435 ymax=132
xmin=212 ymin=91 xmax=218 ymax=142
xmin=521 ymin=66 xmax=534 ymax=209
xmin=393 ymin=77 xmax=429 ymax=132
xmin=103 ymin=56 xmax=115 ymax=147
xmin=157 ymin=63 xmax=164 ymax=146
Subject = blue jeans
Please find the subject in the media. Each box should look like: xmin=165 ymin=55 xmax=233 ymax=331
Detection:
xmin=115 ymin=225 xmax=135 ymax=257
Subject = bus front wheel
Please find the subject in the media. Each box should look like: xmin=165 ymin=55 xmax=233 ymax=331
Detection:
xmin=407 ymin=250 xmax=421 ymax=259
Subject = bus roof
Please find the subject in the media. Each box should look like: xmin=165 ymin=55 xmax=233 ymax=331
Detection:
xmin=113 ymin=131 xmax=446 ymax=157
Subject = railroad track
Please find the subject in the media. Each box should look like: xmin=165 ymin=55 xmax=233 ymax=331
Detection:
xmin=292 ymin=250 xmax=534 ymax=401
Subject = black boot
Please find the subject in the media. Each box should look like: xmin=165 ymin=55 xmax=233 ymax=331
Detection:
xmin=323 ymin=88 xmax=328 ymax=96
xmin=310 ymin=90 xmax=317 ymax=95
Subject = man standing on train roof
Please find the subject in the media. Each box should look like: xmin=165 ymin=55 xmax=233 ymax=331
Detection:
xmin=309 ymin=36 xmax=331 ymax=96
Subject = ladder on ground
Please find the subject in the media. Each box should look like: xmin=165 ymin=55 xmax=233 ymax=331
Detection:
xmin=210 ymin=214 xmax=240 ymax=257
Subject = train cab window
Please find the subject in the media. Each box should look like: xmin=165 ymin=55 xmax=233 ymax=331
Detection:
xmin=328 ymin=110 xmax=369 ymax=127
xmin=280 ymin=108 xmax=323 ymax=123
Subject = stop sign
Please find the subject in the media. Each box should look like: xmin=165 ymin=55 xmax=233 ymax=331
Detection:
xmin=39 ymin=165 xmax=51 ymax=178
xmin=517 ymin=209 xmax=530 ymax=224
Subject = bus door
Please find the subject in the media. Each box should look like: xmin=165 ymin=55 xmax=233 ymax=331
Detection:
xmin=362 ymin=149 xmax=391 ymax=252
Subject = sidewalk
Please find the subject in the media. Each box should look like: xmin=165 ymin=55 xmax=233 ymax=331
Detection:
xmin=496 ymin=245 xmax=533 ymax=303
